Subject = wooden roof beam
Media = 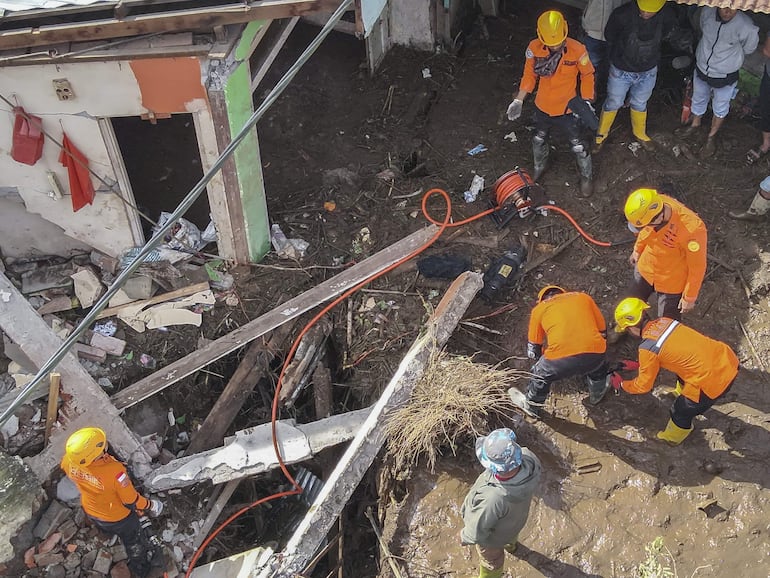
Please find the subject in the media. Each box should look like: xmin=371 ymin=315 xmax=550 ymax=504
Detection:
xmin=0 ymin=0 xmax=342 ymax=51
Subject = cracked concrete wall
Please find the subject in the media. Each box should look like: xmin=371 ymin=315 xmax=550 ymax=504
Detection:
xmin=0 ymin=59 xmax=223 ymax=259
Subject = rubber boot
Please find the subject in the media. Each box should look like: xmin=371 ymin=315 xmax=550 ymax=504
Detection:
xmin=728 ymin=190 xmax=770 ymax=221
xmin=575 ymin=152 xmax=593 ymax=197
xmin=479 ymin=566 xmax=504 ymax=578
xmin=508 ymin=388 xmax=541 ymax=418
xmin=585 ymin=374 xmax=610 ymax=405
xmin=532 ymin=137 xmax=550 ymax=182
xmin=593 ymin=109 xmax=617 ymax=152
xmin=656 ymin=419 xmax=693 ymax=445
xmin=630 ymin=109 xmax=655 ymax=151
xmin=672 ymin=380 xmax=683 ymax=398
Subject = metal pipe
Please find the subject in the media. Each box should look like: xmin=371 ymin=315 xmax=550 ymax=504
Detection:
xmin=0 ymin=0 xmax=354 ymax=427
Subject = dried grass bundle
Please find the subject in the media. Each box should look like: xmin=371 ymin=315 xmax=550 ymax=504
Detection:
xmin=383 ymin=351 xmax=526 ymax=472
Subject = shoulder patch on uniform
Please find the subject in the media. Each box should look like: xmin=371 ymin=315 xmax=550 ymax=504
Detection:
xmin=579 ymin=53 xmax=590 ymax=66
xmin=525 ymin=47 xmax=534 ymax=59
xmin=116 ymin=472 xmax=129 ymax=487
xmin=687 ymin=240 xmax=700 ymax=252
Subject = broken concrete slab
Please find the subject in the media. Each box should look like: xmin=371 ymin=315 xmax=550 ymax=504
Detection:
xmin=92 ymin=549 xmax=113 ymax=574
xmin=73 ymin=343 xmax=107 ymax=363
xmin=89 ymin=251 xmax=118 ymax=275
xmin=189 ymin=546 xmax=273 ymax=578
xmin=145 ymin=407 xmax=371 ymax=492
xmin=89 ymin=333 xmax=126 ymax=357
xmin=3 ymin=334 xmax=37 ymax=373
xmin=21 ymin=263 xmax=75 ymax=295
xmin=122 ymin=276 xmax=154 ymax=300
xmin=33 ymin=500 xmax=71 ymax=540
xmin=37 ymin=296 xmax=76 ymax=316
xmin=71 ymin=268 xmax=104 ymax=309
xmin=0 ymin=450 xmax=46 ymax=564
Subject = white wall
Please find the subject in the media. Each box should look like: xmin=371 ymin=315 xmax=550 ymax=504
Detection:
xmin=0 ymin=62 xmax=144 ymax=257
xmin=389 ymin=0 xmax=434 ymax=50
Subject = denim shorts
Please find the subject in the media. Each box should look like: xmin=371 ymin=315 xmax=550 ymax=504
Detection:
xmin=691 ymin=72 xmax=737 ymax=118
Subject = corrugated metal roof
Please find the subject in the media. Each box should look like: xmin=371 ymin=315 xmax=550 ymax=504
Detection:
xmin=0 ymin=0 xmax=109 ymax=10
xmin=674 ymin=0 xmax=770 ymax=13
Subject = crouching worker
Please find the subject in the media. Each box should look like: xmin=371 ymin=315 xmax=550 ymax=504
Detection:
xmin=461 ymin=428 xmax=541 ymax=578
xmin=61 ymin=427 xmax=163 ymax=577
xmin=509 ymin=286 xmax=610 ymax=417
xmin=612 ymin=298 xmax=739 ymax=444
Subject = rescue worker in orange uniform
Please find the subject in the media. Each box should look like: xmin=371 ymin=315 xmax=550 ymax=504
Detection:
xmin=61 ymin=427 xmax=163 ymax=577
xmin=506 ymin=10 xmax=596 ymax=196
xmin=612 ymin=298 xmax=739 ymax=444
xmin=508 ymin=286 xmax=610 ymax=417
xmin=624 ymin=188 xmax=707 ymax=321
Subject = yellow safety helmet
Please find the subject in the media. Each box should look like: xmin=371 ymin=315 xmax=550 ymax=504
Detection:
xmin=65 ymin=427 xmax=107 ymax=466
xmin=624 ymin=188 xmax=663 ymax=229
xmin=637 ymin=0 xmax=666 ymax=13
xmin=538 ymin=285 xmax=565 ymax=303
xmin=614 ymin=298 xmax=650 ymax=332
xmin=537 ymin=11 xmax=568 ymax=47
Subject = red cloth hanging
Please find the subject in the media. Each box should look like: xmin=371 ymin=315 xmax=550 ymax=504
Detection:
xmin=59 ymin=133 xmax=95 ymax=212
xmin=11 ymin=107 xmax=45 ymax=166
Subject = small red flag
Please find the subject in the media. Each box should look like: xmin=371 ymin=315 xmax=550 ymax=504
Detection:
xmin=59 ymin=133 xmax=95 ymax=212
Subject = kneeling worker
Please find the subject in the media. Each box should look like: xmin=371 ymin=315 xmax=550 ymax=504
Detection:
xmin=612 ymin=298 xmax=739 ymax=444
xmin=509 ymin=286 xmax=610 ymax=417
xmin=61 ymin=427 xmax=163 ymax=577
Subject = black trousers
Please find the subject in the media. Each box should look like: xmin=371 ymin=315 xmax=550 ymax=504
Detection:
xmin=526 ymin=352 xmax=608 ymax=404
xmin=90 ymin=513 xmax=152 ymax=577
xmin=628 ymin=267 xmax=682 ymax=321
xmin=533 ymin=108 xmax=582 ymax=143
xmin=761 ymin=68 xmax=770 ymax=134
xmin=670 ymin=380 xmax=734 ymax=429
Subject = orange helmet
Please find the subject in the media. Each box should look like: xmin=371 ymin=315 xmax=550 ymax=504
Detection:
xmin=65 ymin=427 xmax=107 ymax=466
xmin=537 ymin=11 xmax=568 ymax=47
xmin=538 ymin=285 xmax=565 ymax=303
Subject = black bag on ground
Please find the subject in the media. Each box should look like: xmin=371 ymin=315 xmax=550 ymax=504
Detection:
xmin=417 ymin=254 xmax=472 ymax=278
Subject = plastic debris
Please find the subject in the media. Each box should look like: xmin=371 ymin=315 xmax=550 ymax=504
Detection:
xmin=0 ymin=291 xmax=10 ymax=303
xmin=628 ymin=142 xmax=642 ymax=156
xmin=463 ymin=174 xmax=485 ymax=203
xmin=467 ymin=144 xmax=488 ymax=156
xmin=422 ymin=68 xmax=432 ymax=79
xmin=139 ymin=353 xmax=156 ymax=369
xmin=153 ymin=212 xmax=204 ymax=251
xmin=504 ymin=131 xmax=518 ymax=143
xmin=270 ymin=224 xmax=309 ymax=260
xmin=93 ymin=320 xmax=117 ymax=337
xmin=324 ymin=201 xmax=336 ymax=212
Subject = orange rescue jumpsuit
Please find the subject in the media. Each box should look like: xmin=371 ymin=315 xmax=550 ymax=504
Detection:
xmin=622 ymin=318 xmax=738 ymax=428
xmin=634 ymin=195 xmax=707 ymax=302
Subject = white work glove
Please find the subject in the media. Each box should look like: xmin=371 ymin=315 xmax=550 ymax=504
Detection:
xmin=148 ymin=498 xmax=164 ymax=518
xmin=526 ymin=342 xmax=542 ymax=360
xmin=507 ymin=99 xmax=523 ymax=121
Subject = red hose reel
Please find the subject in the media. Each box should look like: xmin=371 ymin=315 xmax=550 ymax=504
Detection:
xmin=490 ymin=167 xmax=544 ymax=227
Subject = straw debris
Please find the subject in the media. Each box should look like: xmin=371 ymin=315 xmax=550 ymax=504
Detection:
xmin=383 ymin=350 xmax=526 ymax=472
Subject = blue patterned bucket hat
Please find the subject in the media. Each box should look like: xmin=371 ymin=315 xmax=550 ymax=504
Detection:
xmin=475 ymin=428 xmax=522 ymax=474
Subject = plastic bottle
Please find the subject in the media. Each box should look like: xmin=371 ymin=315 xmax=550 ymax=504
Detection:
xmin=271 ymin=224 xmax=288 ymax=252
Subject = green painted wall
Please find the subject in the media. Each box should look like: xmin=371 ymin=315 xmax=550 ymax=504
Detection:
xmin=225 ymin=20 xmax=270 ymax=261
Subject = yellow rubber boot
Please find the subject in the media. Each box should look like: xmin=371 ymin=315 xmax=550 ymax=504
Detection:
xmin=595 ymin=109 xmax=618 ymax=147
xmin=630 ymin=109 xmax=652 ymax=142
xmin=673 ymin=380 xmax=683 ymax=398
xmin=656 ymin=419 xmax=693 ymax=445
xmin=479 ymin=566 xmax=504 ymax=578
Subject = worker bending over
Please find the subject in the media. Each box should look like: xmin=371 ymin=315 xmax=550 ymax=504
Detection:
xmin=624 ymin=188 xmax=707 ymax=320
xmin=612 ymin=298 xmax=739 ymax=444
xmin=509 ymin=286 xmax=610 ymax=417
xmin=61 ymin=427 xmax=163 ymax=577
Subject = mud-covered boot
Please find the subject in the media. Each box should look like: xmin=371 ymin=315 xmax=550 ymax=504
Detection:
xmin=479 ymin=566 xmax=504 ymax=578
xmin=574 ymin=147 xmax=593 ymax=197
xmin=585 ymin=374 xmax=611 ymax=405
xmin=532 ymin=135 xmax=550 ymax=182
xmin=728 ymin=189 xmax=770 ymax=221
xmin=656 ymin=418 xmax=693 ymax=445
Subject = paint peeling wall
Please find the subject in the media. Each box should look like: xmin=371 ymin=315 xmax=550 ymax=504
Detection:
xmin=0 ymin=58 xmax=222 ymax=259
xmin=389 ymin=0 xmax=435 ymax=50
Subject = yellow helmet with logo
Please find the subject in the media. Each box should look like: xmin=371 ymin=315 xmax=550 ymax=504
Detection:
xmin=637 ymin=0 xmax=666 ymax=13
xmin=65 ymin=427 xmax=107 ymax=466
xmin=537 ymin=11 xmax=568 ymax=47
xmin=614 ymin=298 xmax=651 ymax=332
xmin=538 ymin=285 xmax=565 ymax=303
xmin=624 ymin=188 xmax=663 ymax=229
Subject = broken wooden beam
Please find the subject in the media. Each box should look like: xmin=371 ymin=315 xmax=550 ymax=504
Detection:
xmin=193 ymin=479 xmax=241 ymax=550
xmin=111 ymin=226 xmax=439 ymax=410
xmin=95 ymin=281 xmax=209 ymax=320
xmin=145 ymin=407 xmax=371 ymax=492
xmin=0 ymin=272 xmax=151 ymax=481
xmin=264 ymin=271 xmax=483 ymax=578
xmin=184 ymin=322 xmax=295 ymax=455
xmin=279 ymin=316 xmax=331 ymax=408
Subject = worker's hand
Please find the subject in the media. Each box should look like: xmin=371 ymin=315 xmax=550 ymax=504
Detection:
xmin=678 ymin=297 xmax=695 ymax=313
xmin=148 ymin=498 xmax=164 ymax=518
xmin=526 ymin=342 xmax=542 ymax=360
xmin=617 ymin=360 xmax=640 ymax=371
xmin=507 ymin=99 xmax=523 ymax=121
xmin=629 ymin=251 xmax=640 ymax=266
xmin=609 ymin=372 xmax=623 ymax=392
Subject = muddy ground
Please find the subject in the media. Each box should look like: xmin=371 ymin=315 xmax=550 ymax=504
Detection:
xmin=9 ymin=1 xmax=770 ymax=576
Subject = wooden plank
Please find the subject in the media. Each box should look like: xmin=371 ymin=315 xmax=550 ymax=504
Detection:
xmin=193 ymin=479 xmax=241 ymax=549
xmin=95 ymin=281 xmax=210 ymax=320
xmin=111 ymin=225 xmax=438 ymax=410
xmin=0 ymin=0 xmax=342 ymax=51
xmin=262 ymin=271 xmax=484 ymax=578
xmin=44 ymin=373 xmax=61 ymax=445
xmin=184 ymin=322 xmax=294 ymax=455
xmin=0 ymin=42 xmax=212 ymax=66
xmin=0 ymin=272 xmax=151 ymax=482
xmin=249 ymin=16 xmax=300 ymax=93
